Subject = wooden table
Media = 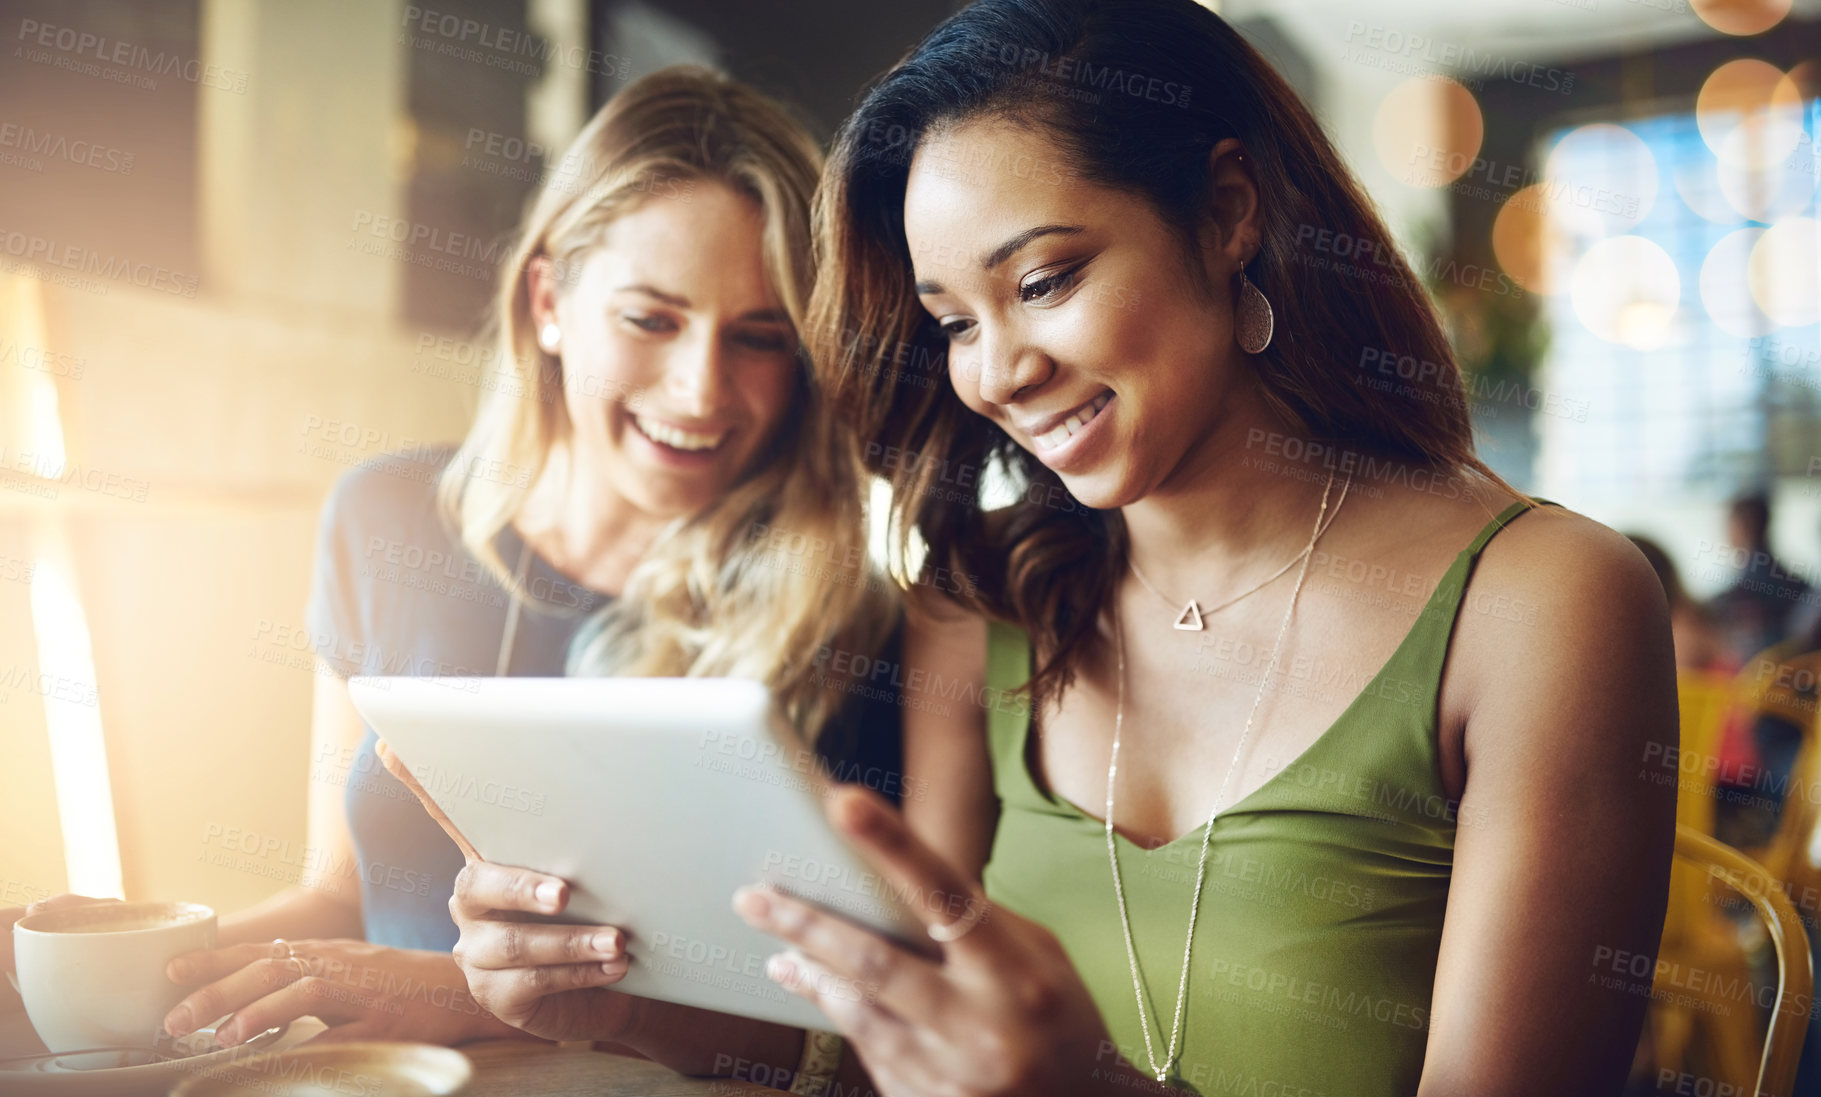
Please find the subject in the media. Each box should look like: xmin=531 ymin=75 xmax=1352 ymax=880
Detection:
xmin=0 ymin=1010 xmax=778 ymax=1095
xmin=460 ymin=1040 xmax=777 ymax=1096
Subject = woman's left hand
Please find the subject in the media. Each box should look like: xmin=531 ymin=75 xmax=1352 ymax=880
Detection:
xmin=734 ymin=785 xmax=1131 ymax=1096
xmin=162 ymin=938 xmax=531 ymax=1047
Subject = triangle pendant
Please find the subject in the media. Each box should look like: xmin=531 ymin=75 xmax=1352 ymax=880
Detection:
xmin=1173 ymin=600 xmax=1203 ymax=631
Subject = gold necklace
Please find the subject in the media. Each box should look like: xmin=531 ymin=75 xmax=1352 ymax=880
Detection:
xmin=1127 ymin=485 xmax=1352 ymax=631
xmin=1103 ymin=471 xmax=1349 ymax=1083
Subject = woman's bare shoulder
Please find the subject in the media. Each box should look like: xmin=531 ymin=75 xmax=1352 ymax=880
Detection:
xmin=1374 ymin=473 xmax=1633 ymax=593
xmin=1444 ymin=485 xmax=1674 ymax=741
xmin=1469 ymin=492 xmax=1659 ymax=612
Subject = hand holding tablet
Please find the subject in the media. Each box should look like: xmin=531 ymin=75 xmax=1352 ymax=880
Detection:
xmin=374 ymin=738 xmax=636 ymax=1043
xmin=352 ymin=676 xmax=931 ymax=1032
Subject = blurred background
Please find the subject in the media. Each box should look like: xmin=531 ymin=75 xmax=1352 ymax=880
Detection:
xmin=0 ymin=0 xmax=1818 ymax=1091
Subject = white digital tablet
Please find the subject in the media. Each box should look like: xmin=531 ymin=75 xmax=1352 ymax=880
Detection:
xmin=345 ymin=676 xmax=933 ymax=1031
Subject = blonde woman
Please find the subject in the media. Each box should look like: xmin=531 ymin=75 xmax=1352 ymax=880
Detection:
xmin=1 ymin=65 xmax=901 ymax=1048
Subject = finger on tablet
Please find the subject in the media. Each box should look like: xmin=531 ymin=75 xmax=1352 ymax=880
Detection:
xmin=826 ymin=785 xmax=992 ymax=954
xmin=461 ymin=920 xmax=625 ymax=971
xmin=452 ymin=860 xmax=568 ymax=917
xmin=733 ymin=886 xmax=946 ymax=1022
xmin=765 ymin=948 xmax=908 ymax=1054
xmin=377 ymin=740 xmax=481 ymax=862
xmin=473 ymin=954 xmax=630 ymax=1013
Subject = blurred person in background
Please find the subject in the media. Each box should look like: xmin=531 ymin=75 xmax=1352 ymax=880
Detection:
xmin=0 ymin=65 xmax=902 ymax=1048
xmin=1630 ymin=534 xmax=1733 ymax=675
xmin=1707 ymin=491 xmax=1811 ymax=664
xmin=1629 ymin=533 xmax=1774 ymax=850
xmin=1731 ymin=616 xmax=1821 ymax=849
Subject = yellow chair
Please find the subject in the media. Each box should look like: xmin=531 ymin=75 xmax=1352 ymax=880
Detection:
xmin=1648 ymin=673 xmax=1752 ymax=1085
xmin=1674 ymin=670 xmax=1736 ymax=839
xmin=1758 ymin=665 xmax=1821 ymax=939
xmin=1656 ymin=827 xmax=1814 ymax=1097
xmin=1754 ymin=681 xmax=1820 ymax=1097
xmin=1729 ymin=646 xmax=1821 ymax=857
xmin=1663 ymin=670 xmax=1744 ymax=958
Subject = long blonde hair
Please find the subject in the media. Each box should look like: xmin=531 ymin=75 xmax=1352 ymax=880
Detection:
xmin=438 ymin=65 xmax=895 ymax=738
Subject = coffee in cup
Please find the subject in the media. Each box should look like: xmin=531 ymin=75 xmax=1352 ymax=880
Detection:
xmin=12 ymin=900 xmax=216 ymax=1053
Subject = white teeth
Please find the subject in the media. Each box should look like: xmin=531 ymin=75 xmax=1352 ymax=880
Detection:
xmin=632 ymin=412 xmax=726 ymax=452
xmin=1034 ymin=392 xmax=1112 ymax=453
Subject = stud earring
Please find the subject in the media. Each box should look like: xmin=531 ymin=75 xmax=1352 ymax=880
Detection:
xmin=537 ymin=322 xmax=562 ymax=354
xmin=1235 ymin=258 xmax=1274 ymax=355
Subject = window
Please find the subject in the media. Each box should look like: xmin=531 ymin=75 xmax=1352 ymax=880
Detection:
xmin=1535 ymin=90 xmax=1821 ymax=500
xmin=1536 ymin=89 xmax=1821 ymax=499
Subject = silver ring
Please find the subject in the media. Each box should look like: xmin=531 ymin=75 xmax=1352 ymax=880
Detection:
xmin=271 ymin=938 xmax=309 ymax=981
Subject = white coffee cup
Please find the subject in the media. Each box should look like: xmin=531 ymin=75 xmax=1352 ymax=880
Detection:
xmin=12 ymin=900 xmax=216 ymax=1053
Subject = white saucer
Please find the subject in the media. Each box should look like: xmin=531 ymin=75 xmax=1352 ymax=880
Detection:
xmin=0 ymin=1011 xmax=315 ymax=1096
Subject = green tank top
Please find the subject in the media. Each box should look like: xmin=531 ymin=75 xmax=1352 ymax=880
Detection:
xmin=981 ymin=496 xmax=1551 ymax=1095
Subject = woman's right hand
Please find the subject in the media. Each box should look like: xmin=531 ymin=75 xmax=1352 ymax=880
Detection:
xmin=447 ymin=860 xmax=636 ymax=1044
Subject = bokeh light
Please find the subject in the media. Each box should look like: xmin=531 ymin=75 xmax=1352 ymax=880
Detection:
xmin=1748 ymin=216 xmax=1821 ymax=327
xmin=1375 ymin=77 xmax=1484 ymax=189
xmin=1691 ymin=0 xmax=1793 ymax=37
xmin=1571 ymin=236 xmax=1682 ymax=349
xmin=1700 ymin=228 xmax=1775 ymax=338
xmin=1493 ymin=186 xmax=1575 ymax=294
xmin=1544 ymin=124 xmax=1658 ymax=237
xmin=1716 ymin=136 xmax=1821 ymax=222
xmin=1675 ymin=158 xmax=1749 ymax=225
xmin=1697 ymin=59 xmax=1806 ymax=170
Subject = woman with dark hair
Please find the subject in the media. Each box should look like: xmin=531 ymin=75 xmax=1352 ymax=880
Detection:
xmin=450 ymin=2 xmax=1678 ymax=1093
xmin=762 ymin=0 xmax=1674 ymax=1090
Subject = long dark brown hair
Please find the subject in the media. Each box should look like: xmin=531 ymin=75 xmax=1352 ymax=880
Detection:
xmin=808 ymin=0 xmax=1528 ymax=709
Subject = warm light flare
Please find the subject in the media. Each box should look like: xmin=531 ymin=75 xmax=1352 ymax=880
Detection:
xmin=1571 ymin=236 xmax=1682 ymax=349
xmin=1748 ymin=216 xmax=1821 ymax=328
xmin=28 ymin=527 xmax=123 ymax=901
xmin=1376 ymin=78 xmax=1484 ymax=189
xmin=1492 ymin=186 xmax=1573 ymax=294
xmin=1698 ymin=60 xmax=1806 ymax=170
xmin=1691 ymin=0 xmax=1793 ymax=37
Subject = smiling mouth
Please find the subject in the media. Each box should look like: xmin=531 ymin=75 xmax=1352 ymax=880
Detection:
xmin=628 ymin=411 xmax=729 ymax=453
xmin=1032 ymin=391 xmax=1113 ymax=453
